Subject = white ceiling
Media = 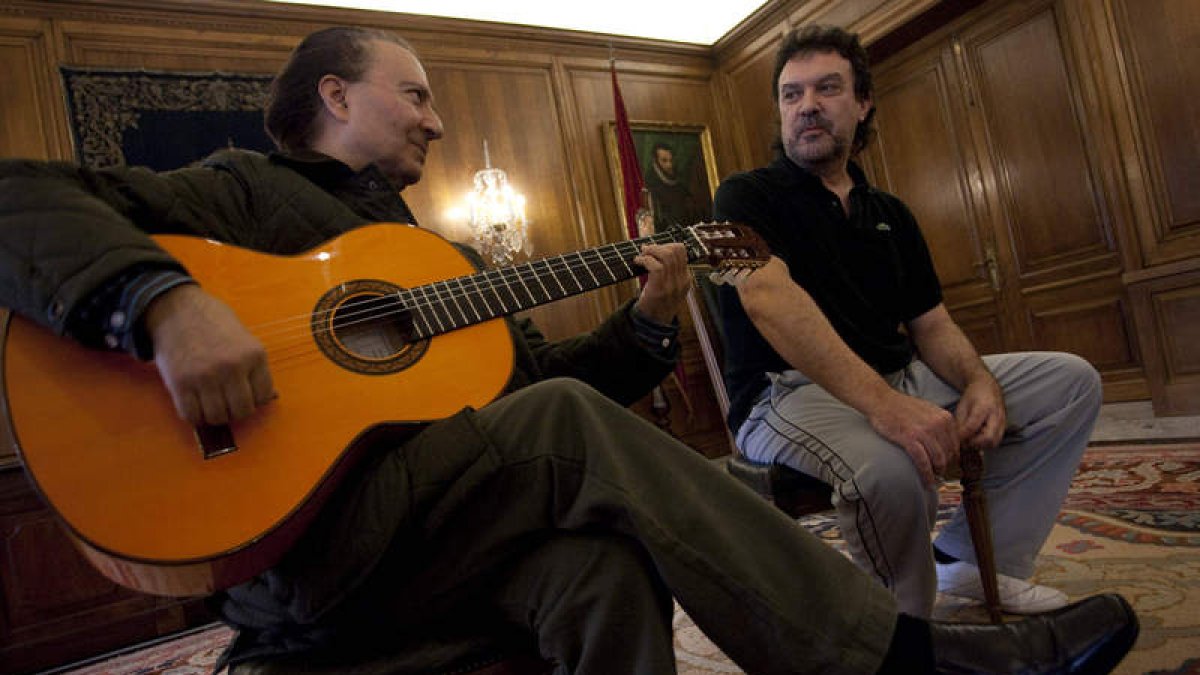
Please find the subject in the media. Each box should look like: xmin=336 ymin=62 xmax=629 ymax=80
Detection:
xmin=268 ymin=0 xmax=771 ymax=45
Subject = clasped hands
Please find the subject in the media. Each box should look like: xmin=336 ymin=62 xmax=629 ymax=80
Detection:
xmin=868 ymin=378 xmax=1006 ymax=488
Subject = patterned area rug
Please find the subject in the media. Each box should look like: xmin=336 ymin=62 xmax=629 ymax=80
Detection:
xmin=58 ymin=444 xmax=1200 ymax=675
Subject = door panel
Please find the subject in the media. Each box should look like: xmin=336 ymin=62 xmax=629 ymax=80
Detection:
xmin=969 ymin=8 xmax=1116 ymax=280
xmin=863 ymin=42 xmax=1010 ymax=349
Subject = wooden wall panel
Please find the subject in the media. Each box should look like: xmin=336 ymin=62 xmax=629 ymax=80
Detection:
xmin=866 ymin=46 xmax=985 ymax=298
xmin=970 ymin=7 xmax=1116 ymax=280
xmin=957 ymin=313 xmax=1005 ymax=357
xmin=0 ymin=17 xmax=69 ymax=160
xmin=1131 ymin=269 xmax=1200 ymax=415
xmin=722 ymin=44 xmax=780 ymax=170
xmin=56 ymin=21 xmax=296 ymax=72
xmin=1111 ymin=0 xmax=1200 ymax=267
xmin=1024 ymin=272 xmax=1145 ymax=400
xmin=1154 ymin=289 xmax=1200 ymax=378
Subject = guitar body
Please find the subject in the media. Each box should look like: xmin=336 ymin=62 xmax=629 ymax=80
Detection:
xmin=3 ymin=223 xmax=514 ymax=596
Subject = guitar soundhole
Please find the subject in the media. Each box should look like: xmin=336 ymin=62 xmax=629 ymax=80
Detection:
xmin=311 ymin=279 xmax=429 ymax=375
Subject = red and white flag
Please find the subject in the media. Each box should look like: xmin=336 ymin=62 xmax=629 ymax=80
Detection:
xmin=611 ymin=60 xmax=645 ymax=241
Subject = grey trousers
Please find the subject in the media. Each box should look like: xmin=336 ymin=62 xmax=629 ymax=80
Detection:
xmin=240 ymin=378 xmax=897 ymax=674
xmin=736 ymin=352 xmax=1101 ymax=618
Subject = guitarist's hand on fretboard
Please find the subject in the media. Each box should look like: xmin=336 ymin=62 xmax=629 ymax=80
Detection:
xmin=143 ymin=283 xmax=276 ymax=427
xmin=631 ymin=242 xmax=691 ymax=324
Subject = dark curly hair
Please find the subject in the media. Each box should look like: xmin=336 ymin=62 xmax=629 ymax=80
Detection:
xmin=265 ymin=27 xmax=413 ymax=152
xmin=772 ymin=24 xmax=876 ymax=156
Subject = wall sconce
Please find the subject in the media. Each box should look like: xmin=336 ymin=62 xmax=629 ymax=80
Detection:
xmin=466 ymin=140 xmax=530 ymax=266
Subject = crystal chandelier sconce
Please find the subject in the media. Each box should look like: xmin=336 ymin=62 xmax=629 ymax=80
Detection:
xmin=467 ymin=140 xmax=530 ymax=266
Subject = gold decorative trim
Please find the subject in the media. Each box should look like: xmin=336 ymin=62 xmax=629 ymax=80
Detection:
xmin=60 ymin=67 xmax=272 ymax=168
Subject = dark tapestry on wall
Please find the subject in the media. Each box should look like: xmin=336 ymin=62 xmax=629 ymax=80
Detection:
xmin=60 ymin=67 xmax=275 ymax=170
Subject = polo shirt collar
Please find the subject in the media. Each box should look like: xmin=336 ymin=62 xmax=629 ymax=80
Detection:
xmin=771 ymin=154 xmax=872 ymax=193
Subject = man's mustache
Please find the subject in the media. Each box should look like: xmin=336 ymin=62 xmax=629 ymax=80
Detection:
xmin=795 ymin=115 xmax=832 ymax=133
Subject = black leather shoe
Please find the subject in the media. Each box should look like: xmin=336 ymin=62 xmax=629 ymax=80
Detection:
xmin=932 ymin=593 xmax=1138 ymax=674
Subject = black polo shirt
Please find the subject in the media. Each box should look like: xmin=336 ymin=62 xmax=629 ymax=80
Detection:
xmin=713 ymin=156 xmax=943 ymax=431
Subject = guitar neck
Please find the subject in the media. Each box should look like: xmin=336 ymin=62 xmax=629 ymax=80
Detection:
xmin=400 ymin=228 xmax=697 ymax=340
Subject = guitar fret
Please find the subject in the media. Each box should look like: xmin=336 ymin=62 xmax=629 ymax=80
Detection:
xmin=593 ymin=246 xmax=619 ymax=283
xmin=582 ymin=248 xmax=605 ymax=284
xmin=482 ymin=274 xmax=510 ymax=318
xmin=497 ymin=267 xmax=522 ymax=310
xmin=487 ymin=269 xmax=513 ymax=314
xmin=528 ymin=264 xmax=552 ymax=302
xmin=436 ymin=280 xmax=465 ymax=329
xmin=615 ymin=242 xmax=636 ymax=276
xmin=534 ymin=259 xmax=565 ymax=298
xmin=560 ymin=255 xmax=583 ymax=293
xmin=421 ymin=285 xmax=450 ymax=334
xmin=407 ymin=287 xmax=435 ymax=337
xmin=506 ymin=267 xmax=530 ymax=310
xmin=576 ymin=251 xmax=601 ymax=288
xmin=452 ymin=277 xmax=482 ymax=323
xmin=465 ymin=274 xmax=497 ymax=319
xmin=510 ymin=265 xmax=537 ymax=307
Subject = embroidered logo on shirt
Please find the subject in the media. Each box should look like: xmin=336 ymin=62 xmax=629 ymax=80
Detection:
xmin=876 ymin=222 xmax=891 ymax=232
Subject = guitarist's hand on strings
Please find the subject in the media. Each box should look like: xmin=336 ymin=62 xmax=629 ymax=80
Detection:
xmin=142 ymin=284 xmax=275 ymax=427
xmin=633 ymin=242 xmax=691 ymax=325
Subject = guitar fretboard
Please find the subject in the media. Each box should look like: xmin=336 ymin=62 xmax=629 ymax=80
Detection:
xmin=395 ymin=228 xmax=697 ymax=340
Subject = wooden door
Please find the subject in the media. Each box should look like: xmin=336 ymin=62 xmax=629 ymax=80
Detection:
xmin=863 ymin=0 xmax=1146 ymax=400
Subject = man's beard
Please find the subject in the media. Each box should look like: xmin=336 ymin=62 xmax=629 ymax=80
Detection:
xmin=783 ymin=115 xmax=848 ymax=171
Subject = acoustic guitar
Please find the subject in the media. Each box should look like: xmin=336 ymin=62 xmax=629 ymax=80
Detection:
xmin=1 ymin=222 xmax=768 ymax=597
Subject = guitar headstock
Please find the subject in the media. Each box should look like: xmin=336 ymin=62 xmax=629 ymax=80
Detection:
xmin=685 ymin=222 xmax=771 ymax=285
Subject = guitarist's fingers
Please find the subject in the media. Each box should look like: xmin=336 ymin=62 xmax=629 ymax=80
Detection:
xmin=250 ymin=362 xmax=276 ymax=407
xmin=198 ymin=388 xmax=232 ymax=427
xmin=224 ymin=377 xmax=257 ymax=422
xmin=634 ymin=249 xmax=664 ymax=273
xmin=172 ymin=389 xmax=203 ymax=427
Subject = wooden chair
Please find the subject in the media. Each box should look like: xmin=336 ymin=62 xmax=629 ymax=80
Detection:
xmin=687 ymin=271 xmax=1003 ymax=622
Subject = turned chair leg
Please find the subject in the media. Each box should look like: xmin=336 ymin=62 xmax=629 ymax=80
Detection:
xmin=958 ymin=444 xmax=1003 ymax=623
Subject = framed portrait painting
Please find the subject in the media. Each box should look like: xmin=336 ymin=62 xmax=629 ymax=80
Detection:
xmin=604 ymin=121 xmax=719 ymax=235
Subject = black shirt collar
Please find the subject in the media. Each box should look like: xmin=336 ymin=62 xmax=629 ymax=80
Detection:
xmin=771 ymin=154 xmax=872 ymax=193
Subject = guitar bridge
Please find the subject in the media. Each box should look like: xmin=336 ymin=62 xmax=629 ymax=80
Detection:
xmin=195 ymin=424 xmax=238 ymax=459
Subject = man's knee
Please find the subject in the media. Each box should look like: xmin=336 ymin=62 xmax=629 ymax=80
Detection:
xmin=1057 ymin=352 xmax=1101 ymax=395
xmin=845 ymin=449 xmax=933 ymax=518
xmin=507 ymin=378 xmax=612 ymax=415
xmin=1034 ymin=352 xmax=1102 ymax=408
xmin=475 ymin=377 xmax=638 ymax=464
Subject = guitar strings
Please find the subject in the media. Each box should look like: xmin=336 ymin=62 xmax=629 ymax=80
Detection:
xmin=246 ymin=232 xmax=692 ymax=356
xmin=256 ymin=243 xmax=642 ymax=342
xmin=262 ymin=225 xmax=755 ymax=375
xmin=257 ymin=241 xmax=653 ymax=371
